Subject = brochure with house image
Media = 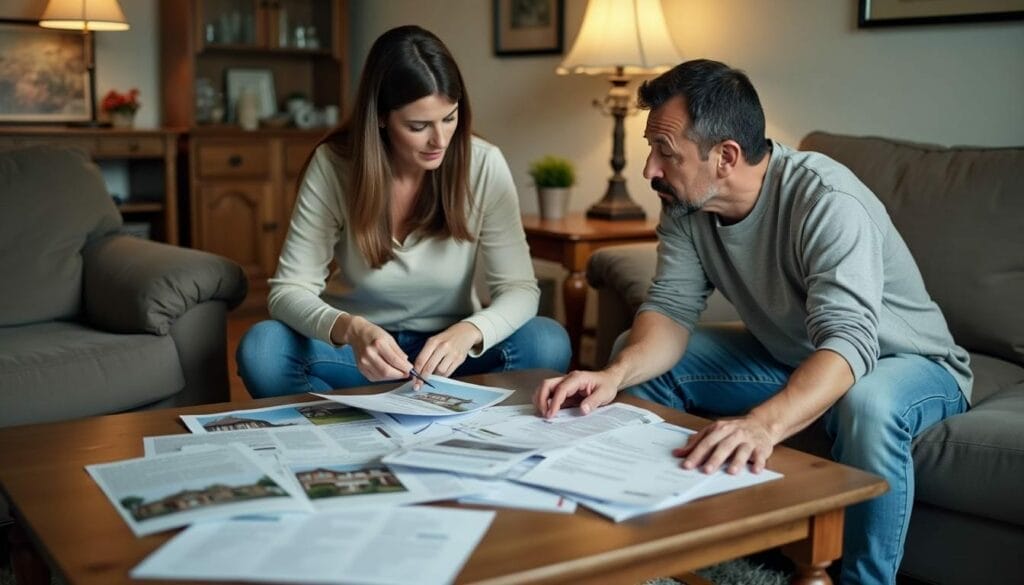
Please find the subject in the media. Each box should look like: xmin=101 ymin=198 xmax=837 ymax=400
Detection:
xmin=85 ymin=444 xmax=314 ymax=536
xmin=143 ymin=426 xmax=343 ymax=460
xmin=312 ymin=375 xmax=514 ymax=417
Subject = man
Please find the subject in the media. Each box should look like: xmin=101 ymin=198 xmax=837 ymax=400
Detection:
xmin=533 ymin=59 xmax=971 ymax=585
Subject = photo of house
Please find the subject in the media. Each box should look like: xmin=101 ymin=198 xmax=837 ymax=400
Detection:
xmin=293 ymin=463 xmax=407 ymax=499
xmin=119 ymin=475 xmax=287 ymax=521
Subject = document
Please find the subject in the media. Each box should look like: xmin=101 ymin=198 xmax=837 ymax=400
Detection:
xmin=86 ymin=444 xmax=313 ymax=536
xmin=382 ymin=435 xmax=542 ymax=477
xmin=143 ymin=426 xmax=342 ymax=460
xmin=132 ymin=506 xmax=496 ymax=585
xmin=282 ymin=459 xmax=477 ymax=511
xmin=313 ymin=376 xmax=513 ymax=416
xmin=516 ymin=423 xmax=717 ymax=506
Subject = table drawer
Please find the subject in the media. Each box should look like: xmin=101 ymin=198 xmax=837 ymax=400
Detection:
xmin=284 ymin=140 xmax=318 ymax=177
xmin=196 ymin=143 xmax=271 ymax=178
xmin=96 ymin=136 xmax=165 ymax=157
xmin=9 ymin=137 xmax=98 ymax=154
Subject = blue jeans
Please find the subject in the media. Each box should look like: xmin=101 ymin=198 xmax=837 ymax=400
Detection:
xmin=237 ymin=316 xmax=571 ymax=398
xmin=624 ymin=325 xmax=967 ymax=585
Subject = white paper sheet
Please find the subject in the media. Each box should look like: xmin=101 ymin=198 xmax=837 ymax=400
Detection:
xmin=86 ymin=444 xmax=313 ymax=536
xmin=313 ymin=376 xmax=513 ymax=416
xmin=382 ymin=434 xmax=542 ymax=478
xmin=131 ymin=506 xmax=496 ymax=585
xmin=143 ymin=426 xmax=342 ymax=460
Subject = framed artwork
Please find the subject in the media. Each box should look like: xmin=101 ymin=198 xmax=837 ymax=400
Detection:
xmin=224 ymin=68 xmax=276 ymax=121
xmin=859 ymin=0 xmax=1024 ymax=27
xmin=493 ymin=0 xmax=564 ymax=56
xmin=0 ymin=20 xmax=92 ymax=124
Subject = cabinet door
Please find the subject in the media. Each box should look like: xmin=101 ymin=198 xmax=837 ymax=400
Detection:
xmin=196 ymin=181 xmax=279 ymax=279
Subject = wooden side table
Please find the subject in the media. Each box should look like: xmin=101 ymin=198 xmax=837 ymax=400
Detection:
xmin=522 ymin=212 xmax=659 ymax=368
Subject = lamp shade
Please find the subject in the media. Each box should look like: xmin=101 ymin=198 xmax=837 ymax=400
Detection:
xmin=39 ymin=0 xmax=129 ymax=31
xmin=557 ymin=0 xmax=680 ymax=76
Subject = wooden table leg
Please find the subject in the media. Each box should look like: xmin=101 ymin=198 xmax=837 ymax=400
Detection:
xmin=782 ymin=509 xmax=844 ymax=585
xmin=9 ymin=516 xmax=50 ymax=585
xmin=563 ymin=270 xmax=588 ymax=369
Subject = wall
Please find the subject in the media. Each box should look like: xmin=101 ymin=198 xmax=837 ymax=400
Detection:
xmin=350 ymin=0 xmax=1024 ymax=219
xmin=2 ymin=0 xmax=160 ymax=128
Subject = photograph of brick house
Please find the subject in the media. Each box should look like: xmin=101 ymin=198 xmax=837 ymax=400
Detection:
xmin=120 ymin=475 xmax=287 ymax=521
xmin=294 ymin=464 xmax=406 ymax=499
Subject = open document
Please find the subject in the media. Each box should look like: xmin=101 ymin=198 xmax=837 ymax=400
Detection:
xmin=516 ymin=423 xmax=720 ymax=507
xmin=382 ymin=436 xmax=542 ymax=477
xmin=132 ymin=506 xmax=495 ymax=585
xmin=313 ymin=376 xmax=513 ymax=416
xmin=86 ymin=444 xmax=313 ymax=536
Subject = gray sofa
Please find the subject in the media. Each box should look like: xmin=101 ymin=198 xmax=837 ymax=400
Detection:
xmin=0 ymin=146 xmax=248 ymax=428
xmin=586 ymin=132 xmax=1024 ymax=584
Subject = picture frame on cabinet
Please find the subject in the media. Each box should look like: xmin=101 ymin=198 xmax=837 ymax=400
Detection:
xmin=224 ymin=68 xmax=277 ymax=122
xmin=858 ymin=0 xmax=1024 ymax=27
xmin=493 ymin=0 xmax=564 ymax=56
xmin=0 ymin=20 xmax=93 ymax=124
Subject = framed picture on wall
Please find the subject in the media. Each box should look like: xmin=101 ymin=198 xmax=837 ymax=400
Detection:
xmin=859 ymin=0 xmax=1024 ymax=27
xmin=225 ymin=68 xmax=277 ymax=122
xmin=0 ymin=20 xmax=93 ymax=124
xmin=493 ymin=0 xmax=564 ymax=56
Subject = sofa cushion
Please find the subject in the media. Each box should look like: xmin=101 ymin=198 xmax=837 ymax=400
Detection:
xmin=911 ymin=382 xmax=1024 ymax=526
xmin=799 ymin=132 xmax=1024 ymax=369
xmin=968 ymin=352 xmax=1024 ymax=404
xmin=0 ymin=146 xmax=122 ymax=327
xmin=0 ymin=321 xmax=184 ymax=427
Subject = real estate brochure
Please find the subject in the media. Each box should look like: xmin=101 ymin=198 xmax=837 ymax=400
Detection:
xmin=382 ymin=435 xmax=543 ymax=477
xmin=86 ymin=444 xmax=314 ymax=536
xmin=312 ymin=376 xmax=513 ymax=416
xmin=131 ymin=506 xmax=496 ymax=585
xmin=143 ymin=425 xmax=343 ymax=460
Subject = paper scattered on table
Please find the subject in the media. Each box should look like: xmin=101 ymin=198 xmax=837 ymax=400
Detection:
xmin=382 ymin=435 xmax=542 ymax=477
xmin=86 ymin=444 xmax=313 ymax=536
xmin=313 ymin=376 xmax=513 ymax=416
xmin=131 ymin=506 xmax=495 ymax=585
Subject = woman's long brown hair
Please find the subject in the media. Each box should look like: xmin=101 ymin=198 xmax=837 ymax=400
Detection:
xmin=303 ymin=25 xmax=474 ymax=269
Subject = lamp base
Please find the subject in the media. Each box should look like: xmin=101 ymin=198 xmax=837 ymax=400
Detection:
xmin=586 ymin=177 xmax=646 ymax=220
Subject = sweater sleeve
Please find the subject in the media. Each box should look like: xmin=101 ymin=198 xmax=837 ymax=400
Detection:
xmin=267 ymin=146 xmax=347 ymax=345
xmin=461 ymin=146 xmax=540 ymax=355
xmin=799 ymin=191 xmax=884 ymax=380
xmin=638 ymin=212 xmax=713 ymax=331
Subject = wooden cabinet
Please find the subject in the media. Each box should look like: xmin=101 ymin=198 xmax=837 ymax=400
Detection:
xmin=0 ymin=128 xmax=182 ymax=244
xmin=161 ymin=0 xmax=347 ymax=307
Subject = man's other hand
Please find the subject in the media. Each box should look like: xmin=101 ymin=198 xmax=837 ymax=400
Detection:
xmin=533 ymin=370 xmax=621 ymax=418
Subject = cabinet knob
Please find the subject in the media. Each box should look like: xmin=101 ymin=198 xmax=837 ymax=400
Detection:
xmin=228 ymin=154 xmax=243 ymax=167
xmin=262 ymin=221 xmax=279 ymax=232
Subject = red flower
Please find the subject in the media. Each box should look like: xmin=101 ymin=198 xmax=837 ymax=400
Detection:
xmin=101 ymin=88 xmax=141 ymax=114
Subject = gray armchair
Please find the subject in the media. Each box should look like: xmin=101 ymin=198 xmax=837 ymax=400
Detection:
xmin=0 ymin=146 xmax=247 ymax=428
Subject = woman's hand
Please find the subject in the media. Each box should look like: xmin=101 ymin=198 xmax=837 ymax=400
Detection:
xmin=332 ymin=314 xmax=413 ymax=382
xmin=413 ymin=322 xmax=483 ymax=386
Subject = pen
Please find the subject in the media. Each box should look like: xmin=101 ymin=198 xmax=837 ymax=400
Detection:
xmin=408 ymin=367 xmax=437 ymax=389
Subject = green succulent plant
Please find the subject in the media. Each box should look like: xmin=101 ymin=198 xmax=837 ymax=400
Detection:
xmin=528 ymin=155 xmax=576 ymax=188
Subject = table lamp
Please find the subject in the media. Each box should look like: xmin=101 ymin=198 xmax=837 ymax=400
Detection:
xmin=39 ymin=0 xmax=130 ymax=127
xmin=557 ymin=0 xmax=681 ymax=220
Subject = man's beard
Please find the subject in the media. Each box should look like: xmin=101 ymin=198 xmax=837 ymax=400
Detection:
xmin=652 ymin=178 xmax=716 ymax=219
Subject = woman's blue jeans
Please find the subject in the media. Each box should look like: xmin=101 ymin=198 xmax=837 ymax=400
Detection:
xmin=623 ymin=325 xmax=967 ymax=585
xmin=237 ymin=316 xmax=571 ymax=398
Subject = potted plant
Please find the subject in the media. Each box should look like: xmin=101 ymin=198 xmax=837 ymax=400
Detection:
xmin=528 ymin=155 xmax=575 ymax=220
xmin=101 ymin=88 xmax=141 ymax=128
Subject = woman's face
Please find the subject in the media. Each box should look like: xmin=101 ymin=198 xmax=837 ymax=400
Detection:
xmin=385 ymin=93 xmax=459 ymax=175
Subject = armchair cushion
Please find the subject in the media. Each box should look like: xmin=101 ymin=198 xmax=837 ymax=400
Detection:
xmin=0 ymin=146 xmax=121 ymax=327
xmin=83 ymin=235 xmax=248 ymax=335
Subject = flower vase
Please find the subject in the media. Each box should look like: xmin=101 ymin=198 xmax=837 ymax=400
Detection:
xmin=110 ymin=111 xmax=135 ymax=129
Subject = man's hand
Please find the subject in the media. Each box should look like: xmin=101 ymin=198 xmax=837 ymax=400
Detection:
xmin=533 ymin=370 xmax=622 ymax=418
xmin=334 ymin=315 xmax=413 ymax=382
xmin=413 ymin=322 xmax=482 ymax=387
xmin=673 ymin=416 xmax=778 ymax=474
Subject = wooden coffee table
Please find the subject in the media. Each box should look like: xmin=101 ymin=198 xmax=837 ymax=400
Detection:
xmin=0 ymin=370 xmax=885 ymax=585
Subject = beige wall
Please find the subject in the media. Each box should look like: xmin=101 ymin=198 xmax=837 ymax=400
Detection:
xmin=350 ymin=0 xmax=1024 ymax=218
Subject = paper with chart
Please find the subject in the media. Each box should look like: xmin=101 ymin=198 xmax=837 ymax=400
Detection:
xmin=179 ymin=399 xmax=408 ymax=458
xmin=313 ymin=376 xmax=513 ymax=416
xmin=131 ymin=506 xmax=496 ymax=585
xmin=86 ymin=444 xmax=313 ymax=536
xmin=516 ymin=423 xmax=719 ymax=506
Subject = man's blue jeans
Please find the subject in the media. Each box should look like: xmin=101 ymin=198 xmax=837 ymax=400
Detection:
xmin=624 ymin=325 xmax=967 ymax=585
xmin=237 ymin=316 xmax=571 ymax=398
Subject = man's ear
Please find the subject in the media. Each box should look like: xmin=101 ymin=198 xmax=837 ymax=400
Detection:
xmin=717 ymin=140 xmax=742 ymax=177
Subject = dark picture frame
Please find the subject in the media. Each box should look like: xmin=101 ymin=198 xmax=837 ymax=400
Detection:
xmin=0 ymin=19 xmax=93 ymax=124
xmin=493 ymin=0 xmax=564 ymax=56
xmin=858 ymin=0 xmax=1024 ymax=27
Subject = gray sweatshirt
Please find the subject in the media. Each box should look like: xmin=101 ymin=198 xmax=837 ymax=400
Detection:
xmin=639 ymin=142 xmax=973 ymax=402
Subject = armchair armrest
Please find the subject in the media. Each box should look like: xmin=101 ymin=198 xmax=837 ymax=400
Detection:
xmin=586 ymin=242 xmax=659 ymax=311
xmin=82 ymin=234 xmax=248 ymax=335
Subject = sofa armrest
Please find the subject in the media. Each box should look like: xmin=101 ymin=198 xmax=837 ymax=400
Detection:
xmin=82 ymin=234 xmax=248 ymax=335
xmin=586 ymin=242 xmax=659 ymax=308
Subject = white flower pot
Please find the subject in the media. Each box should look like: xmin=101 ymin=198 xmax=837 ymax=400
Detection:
xmin=110 ymin=111 xmax=135 ymax=129
xmin=537 ymin=187 xmax=571 ymax=220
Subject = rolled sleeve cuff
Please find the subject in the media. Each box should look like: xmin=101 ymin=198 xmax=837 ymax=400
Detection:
xmin=637 ymin=303 xmax=698 ymax=333
xmin=462 ymin=314 xmax=500 ymax=358
xmin=317 ymin=308 xmax=346 ymax=347
xmin=818 ymin=337 xmax=869 ymax=381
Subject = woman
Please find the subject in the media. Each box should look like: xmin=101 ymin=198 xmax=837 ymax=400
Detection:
xmin=237 ymin=25 xmax=570 ymax=397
